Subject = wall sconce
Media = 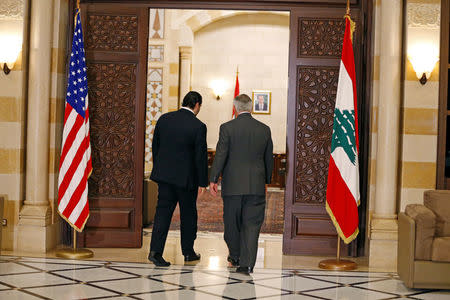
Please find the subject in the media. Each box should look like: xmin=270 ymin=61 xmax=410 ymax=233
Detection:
xmin=210 ymin=79 xmax=226 ymax=100
xmin=0 ymin=35 xmax=22 ymax=75
xmin=408 ymin=44 xmax=439 ymax=85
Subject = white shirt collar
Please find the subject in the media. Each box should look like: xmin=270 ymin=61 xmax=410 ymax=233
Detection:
xmin=238 ymin=111 xmax=251 ymax=115
xmin=181 ymin=106 xmax=195 ymax=114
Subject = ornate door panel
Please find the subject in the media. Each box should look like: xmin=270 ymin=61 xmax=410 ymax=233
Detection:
xmin=284 ymin=7 xmax=364 ymax=255
xmin=77 ymin=4 xmax=148 ymax=247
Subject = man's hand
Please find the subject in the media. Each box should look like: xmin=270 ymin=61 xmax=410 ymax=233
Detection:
xmin=209 ymin=182 xmax=218 ymax=197
xmin=198 ymin=187 xmax=206 ymax=196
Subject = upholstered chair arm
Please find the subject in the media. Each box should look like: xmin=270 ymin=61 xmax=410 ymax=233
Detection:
xmin=404 ymin=204 xmax=436 ymax=260
xmin=398 ymin=212 xmax=416 ymax=288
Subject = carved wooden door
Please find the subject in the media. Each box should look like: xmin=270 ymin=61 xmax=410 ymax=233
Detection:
xmin=77 ymin=4 xmax=148 ymax=247
xmin=283 ymin=7 xmax=363 ymax=255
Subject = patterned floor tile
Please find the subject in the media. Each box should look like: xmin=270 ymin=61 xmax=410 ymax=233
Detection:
xmin=53 ymin=266 xmax=135 ymax=282
xmin=0 ymin=272 xmax=75 ymax=288
xmin=20 ymin=257 xmax=106 ymax=265
xmin=0 ymin=282 xmax=10 ymax=290
xmin=303 ymin=286 xmax=395 ymax=300
xmin=354 ymin=278 xmax=419 ymax=296
xmin=0 ymin=289 xmax=43 ymax=300
xmin=255 ymin=275 xmax=338 ymax=292
xmin=94 ymin=297 xmax=135 ymax=300
xmin=157 ymin=271 xmax=235 ymax=287
xmin=197 ymin=282 xmax=286 ymax=299
xmin=0 ymin=262 xmax=39 ymax=275
xmin=19 ymin=261 xmax=100 ymax=272
xmin=29 ymin=283 xmax=117 ymax=299
xmin=297 ymin=270 xmax=392 ymax=277
xmin=0 ymin=256 xmax=448 ymax=300
xmin=263 ymin=294 xmax=327 ymax=299
xmin=109 ymin=266 xmax=186 ymax=277
xmin=138 ymin=289 xmax=222 ymax=300
xmin=92 ymin=277 xmax=178 ymax=294
xmin=302 ymin=274 xmax=385 ymax=285
xmin=203 ymin=269 xmax=287 ymax=281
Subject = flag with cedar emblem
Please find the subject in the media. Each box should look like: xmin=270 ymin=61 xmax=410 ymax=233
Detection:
xmin=326 ymin=15 xmax=360 ymax=244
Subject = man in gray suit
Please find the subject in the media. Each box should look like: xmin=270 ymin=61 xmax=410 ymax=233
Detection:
xmin=209 ymin=94 xmax=273 ymax=275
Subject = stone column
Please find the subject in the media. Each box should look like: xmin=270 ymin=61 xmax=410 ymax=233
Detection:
xmin=17 ymin=0 xmax=56 ymax=252
xmin=179 ymin=46 xmax=192 ymax=107
xmin=370 ymin=0 xmax=403 ymax=271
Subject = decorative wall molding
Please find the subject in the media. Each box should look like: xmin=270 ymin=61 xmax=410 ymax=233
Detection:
xmin=148 ymin=45 xmax=164 ymax=62
xmin=150 ymin=9 xmax=164 ymax=39
xmin=86 ymin=14 xmax=138 ymax=52
xmin=145 ymin=68 xmax=163 ymax=163
xmin=407 ymin=3 xmax=440 ymax=29
xmin=0 ymin=0 xmax=24 ymax=20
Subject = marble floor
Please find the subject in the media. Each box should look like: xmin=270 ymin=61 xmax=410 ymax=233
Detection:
xmin=1 ymin=255 xmax=449 ymax=300
xmin=1 ymin=231 xmax=449 ymax=299
xmin=2 ymin=231 xmax=369 ymax=271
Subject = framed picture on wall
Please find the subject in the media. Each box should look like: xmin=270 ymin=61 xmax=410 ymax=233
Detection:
xmin=252 ymin=90 xmax=271 ymax=115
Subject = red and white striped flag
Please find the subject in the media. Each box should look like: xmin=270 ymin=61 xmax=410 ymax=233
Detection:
xmin=232 ymin=70 xmax=239 ymax=118
xmin=57 ymin=9 xmax=92 ymax=232
xmin=325 ymin=15 xmax=359 ymax=244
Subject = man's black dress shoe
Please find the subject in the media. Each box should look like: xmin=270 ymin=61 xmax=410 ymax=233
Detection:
xmin=236 ymin=266 xmax=253 ymax=275
xmin=184 ymin=252 xmax=201 ymax=262
xmin=148 ymin=252 xmax=170 ymax=267
xmin=227 ymin=256 xmax=239 ymax=267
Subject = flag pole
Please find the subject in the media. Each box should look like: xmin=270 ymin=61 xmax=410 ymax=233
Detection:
xmin=73 ymin=228 xmax=77 ymax=250
xmin=318 ymin=0 xmax=357 ymax=271
xmin=336 ymin=236 xmax=340 ymax=262
xmin=55 ymin=1 xmax=94 ymax=260
xmin=318 ymin=235 xmax=356 ymax=270
xmin=56 ymin=228 xmax=94 ymax=259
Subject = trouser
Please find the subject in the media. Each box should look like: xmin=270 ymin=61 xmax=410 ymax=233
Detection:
xmin=222 ymin=194 xmax=266 ymax=268
xmin=150 ymin=182 xmax=198 ymax=255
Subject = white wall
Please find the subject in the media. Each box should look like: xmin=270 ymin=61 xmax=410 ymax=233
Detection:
xmin=192 ymin=13 xmax=289 ymax=153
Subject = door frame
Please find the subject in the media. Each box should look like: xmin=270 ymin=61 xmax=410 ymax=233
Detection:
xmin=68 ymin=0 xmax=372 ymax=255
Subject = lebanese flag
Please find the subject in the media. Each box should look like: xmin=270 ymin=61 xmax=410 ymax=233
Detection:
xmin=326 ymin=15 xmax=360 ymax=244
xmin=232 ymin=72 xmax=239 ymax=118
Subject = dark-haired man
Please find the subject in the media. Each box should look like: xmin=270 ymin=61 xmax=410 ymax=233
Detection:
xmin=148 ymin=91 xmax=208 ymax=266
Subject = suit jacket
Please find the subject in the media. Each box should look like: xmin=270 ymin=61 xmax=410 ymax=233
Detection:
xmin=255 ymin=103 xmax=268 ymax=111
xmin=150 ymin=108 xmax=208 ymax=190
xmin=209 ymin=113 xmax=273 ymax=196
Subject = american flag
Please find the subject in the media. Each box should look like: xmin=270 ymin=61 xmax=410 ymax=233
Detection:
xmin=57 ymin=9 xmax=92 ymax=232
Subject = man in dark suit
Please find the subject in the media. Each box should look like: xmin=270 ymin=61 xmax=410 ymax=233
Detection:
xmin=149 ymin=91 xmax=208 ymax=267
xmin=209 ymin=94 xmax=273 ymax=275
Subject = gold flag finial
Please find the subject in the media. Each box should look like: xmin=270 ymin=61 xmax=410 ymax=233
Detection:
xmin=236 ymin=66 xmax=239 ymax=75
xmin=74 ymin=0 xmax=81 ymax=24
xmin=344 ymin=0 xmax=356 ymax=42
